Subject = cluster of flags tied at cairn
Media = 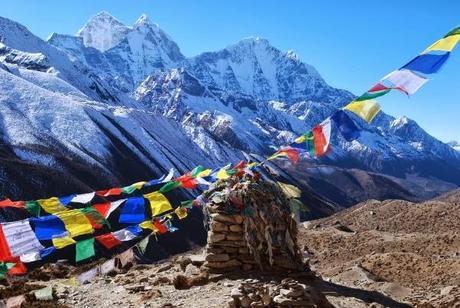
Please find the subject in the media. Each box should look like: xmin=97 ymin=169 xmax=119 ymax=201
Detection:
xmin=1 ymin=26 xmax=459 ymax=279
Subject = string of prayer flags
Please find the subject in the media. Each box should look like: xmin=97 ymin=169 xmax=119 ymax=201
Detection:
xmin=144 ymin=191 xmax=172 ymax=217
xmin=343 ymin=100 xmax=381 ymax=123
xmin=112 ymin=225 xmax=142 ymax=242
xmin=119 ymin=196 xmax=146 ymax=224
xmin=147 ymin=168 xmax=175 ymax=186
xmin=75 ymin=238 xmax=95 ymax=262
xmin=159 ymin=180 xmax=182 ymax=193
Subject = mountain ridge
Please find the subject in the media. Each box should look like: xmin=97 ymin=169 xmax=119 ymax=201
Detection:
xmin=0 ymin=12 xmax=458 ymax=208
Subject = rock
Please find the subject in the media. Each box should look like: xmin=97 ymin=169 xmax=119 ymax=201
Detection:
xmin=212 ymin=213 xmax=237 ymax=224
xmin=231 ymin=288 xmax=243 ymax=298
xmin=242 ymin=264 xmax=253 ymax=271
xmin=273 ymin=295 xmax=290 ymax=305
xmin=233 ymin=215 xmax=244 ymax=224
xmin=205 ymin=259 xmax=242 ymax=269
xmin=240 ymin=296 xmax=252 ymax=307
xmin=227 ymin=299 xmax=237 ymax=308
xmin=223 ymin=247 xmax=239 ymax=254
xmin=185 ymin=264 xmax=200 ymax=276
xmin=206 ymin=253 xmax=230 ymax=262
xmin=229 ymin=224 xmax=243 ymax=232
xmin=213 ymin=240 xmax=246 ymax=248
xmin=156 ymin=263 xmax=172 ymax=273
xmin=226 ymin=233 xmax=244 ymax=241
xmin=238 ymin=247 xmax=249 ymax=254
xmin=209 ymin=232 xmax=226 ymax=243
xmin=206 ymin=247 xmax=225 ymax=254
xmin=211 ymin=221 xmax=229 ymax=232
xmin=261 ymin=293 xmax=272 ymax=305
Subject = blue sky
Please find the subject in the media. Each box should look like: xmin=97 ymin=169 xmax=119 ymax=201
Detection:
xmin=2 ymin=0 xmax=459 ymax=142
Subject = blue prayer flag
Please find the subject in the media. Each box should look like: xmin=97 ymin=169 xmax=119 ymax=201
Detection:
xmin=32 ymin=215 xmax=67 ymax=241
xmin=119 ymin=196 xmax=146 ymax=224
xmin=59 ymin=194 xmax=76 ymax=206
xmin=401 ymin=53 xmax=450 ymax=74
xmin=39 ymin=247 xmax=56 ymax=258
xmin=331 ymin=110 xmax=361 ymax=141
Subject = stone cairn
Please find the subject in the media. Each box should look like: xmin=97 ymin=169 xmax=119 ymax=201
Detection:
xmin=201 ymin=175 xmax=307 ymax=274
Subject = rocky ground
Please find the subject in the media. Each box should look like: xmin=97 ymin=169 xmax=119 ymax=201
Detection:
xmin=300 ymin=189 xmax=460 ymax=307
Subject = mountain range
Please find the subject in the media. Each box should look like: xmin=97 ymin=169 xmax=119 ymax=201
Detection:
xmin=0 ymin=11 xmax=459 ymax=215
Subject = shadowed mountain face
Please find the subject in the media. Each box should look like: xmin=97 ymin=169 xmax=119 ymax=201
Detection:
xmin=0 ymin=12 xmax=458 ymax=213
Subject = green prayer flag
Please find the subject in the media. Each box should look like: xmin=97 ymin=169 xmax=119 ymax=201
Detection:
xmin=137 ymin=235 xmax=150 ymax=254
xmin=159 ymin=181 xmax=181 ymax=193
xmin=26 ymin=200 xmax=41 ymax=216
xmin=81 ymin=207 xmax=111 ymax=229
xmin=121 ymin=185 xmax=137 ymax=194
xmin=355 ymin=89 xmax=390 ymax=101
xmin=0 ymin=262 xmax=14 ymax=279
xmin=180 ymin=200 xmax=194 ymax=208
xmin=226 ymin=169 xmax=237 ymax=175
xmin=444 ymin=26 xmax=460 ymax=38
xmin=190 ymin=165 xmax=204 ymax=178
xmin=75 ymin=238 xmax=95 ymax=262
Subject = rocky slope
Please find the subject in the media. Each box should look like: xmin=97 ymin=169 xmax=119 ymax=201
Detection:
xmin=300 ymin=189 xmax=460 ymax=307
xmin=0 ymin=12 xmax=458 ymax=206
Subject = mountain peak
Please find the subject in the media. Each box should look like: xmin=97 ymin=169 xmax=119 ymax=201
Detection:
xmin=134 ymin=13 xmax=154 ymax=27
xmin=77 ymin=11 xmax=130 ymax=51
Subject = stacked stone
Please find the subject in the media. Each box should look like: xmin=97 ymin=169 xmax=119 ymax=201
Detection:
xmin=202 ymin=179 xmax=306 ymax=273
xmin=228 ymin=278 xmax=330 ymax=307
xmin=204 ymin=212 xmax=254 ymax=272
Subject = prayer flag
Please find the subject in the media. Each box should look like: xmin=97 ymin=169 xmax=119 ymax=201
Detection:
xmin=59 ymin=195 xmax=76 ymax=206
xmin=159 ymin=181 xmax=181 ymax=193
xmin=146 ymin=169 xmax=174 ymax=186
xmin=154 ymin=220 xmax=168 ymax=234
xmin=175 ymin=207 xmax=188 ymax=220
xmin=113 ymin=226 xmax=141 ymax=242
xmin=37 ymin=197 xmax=67 ymax=214
xmin=269 ymin=147 xmax=300 ymax=164
xmin=52 ymin=236 xmax=76 ymax=249
xmin=312 ymin=118 xmax=332 ymax=156
xmin=119 ymin=197 xmax=146 ymax=224
xmin=31 ymin=215 xmax=67 ymax=241
xmin=401 ymin=53 xmax=450 ymax=74
xmin=0 ymin=199 xmax=24 ymax=209
xmin=39 ymin=247 xmax=56 ymax=259
xmin=356 ymin=84 xmax=391 ymax=101
xmin=1 ymin=219 xmax=44 ymax=258
xmin=423 ymin=34 xmax=460 ymax=54
xmin=330 ymin=110 xmax=361 ymax=141
xmin=344 ymin=100 xmax=381 ymax=123
xmin=190 ymin=166 xmax=205 ymax=177
xmin=96 ymin=187 xmax=122 ymax=197
xmin=96 ymin=233 xmax=121 ymax=250
xmin=71 ymin=192 xmax=95 ymax=204
xmin=75 ymin=238 xmax=95 ymax=262
xmin=94 ymin=199 xmax=126 ymax=218
xmin=382 ymin=69 xmax=428 ymax=95
xmin=0 ymin=224 xmax=12 ymax=261
xmin=25 ymin=201 xmax=41 ymax=217
xmin=176 ymin=174 xmax=198 ymax=189
xmin=144 ymin=192 xmax=172 ymax=217
xmin=55 ymin=209 xmax=94 ymax=238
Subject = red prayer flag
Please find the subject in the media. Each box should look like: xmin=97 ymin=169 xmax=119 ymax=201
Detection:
xmin=312 ymin=125 xmax=328 ymax=156
xmin=93 ymin=203 xmax=111 ymax=217
xmin=0 ymin=225 xmax=13 ymax=261
xmin=154 ymin=220 xmax=168 ymax=234
xmin=96 ymin=233 xmax=122 ymax=250
xmin=0 ymin=199 xmax=25 ymax=209
xmin=96 ymin=187 xmax=122 ymax=197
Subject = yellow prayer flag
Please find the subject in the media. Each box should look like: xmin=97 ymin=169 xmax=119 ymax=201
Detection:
xmin=344 ymin=100 xmax=381 ymax=123
xmin=294 ymin=135 xmax=306 ymax=144
xmin=216 ymin=168 xmax=230 ymax=180
xmin=247 ymin=162 xmax=258 ymax=168
xmin=55 ymin=210 xmax=94 ymax=238
xmin=174 ymin=207 xmax=188 ymax=220
xmin=422 ymin=34 xmax=460 ymax=54
xmin=37 ymin=197 xmax=67 ymax=214
xmin=131 ymin=181 xmax=148 ymax=189
xmin=196 ymin=169 xmax=212 ymax=178
xmin=52 ymin=236 xmax=76 ymax=249
xmin=144 ymin=191 xmax=172 ymax=216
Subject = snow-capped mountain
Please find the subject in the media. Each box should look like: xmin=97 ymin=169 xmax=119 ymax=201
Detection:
xmin=448 ymin=141 xmax=460 ymax=151
xmin=1 ymin=12 xmax=459 ymax=207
